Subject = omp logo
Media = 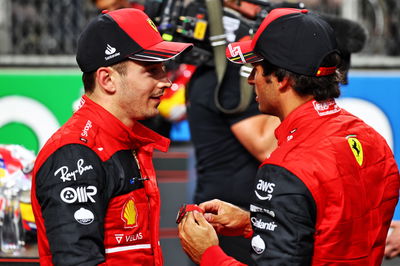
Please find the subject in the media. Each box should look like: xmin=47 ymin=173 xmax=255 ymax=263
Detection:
xmin=54 ymin=159 xmax=94 ymax=182
xmin=60 ymin=186 xmax=97 ymax=203
xmin=255 ymin=180 xmax=275 ymax=201
xmin=105 ymin=44 xmax=116 ymax=55
xmin=121 ymin=198 xmax=138 ymax=228
xmin=81 ymin=120 xmax=92 ymax=137
xmin=251 ymin=217 xmax=278 ymax=231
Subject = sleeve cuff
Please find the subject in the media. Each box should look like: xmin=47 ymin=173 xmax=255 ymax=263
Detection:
xmin=200 ymin=245 xmax=229 ymax=266
xmin=243 ymin=228 xmax=254 ymax=239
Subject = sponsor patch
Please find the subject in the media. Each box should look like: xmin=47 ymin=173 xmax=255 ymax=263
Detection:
xmin=60 ymin=186 xmax=97 ymax=204
xmin=255 ymin=179 xmax=275 ymax=201
xmin=114 ymin=233 xmax=143 ymax=244
xmin=251 ymin=217 xmax=278 ymax=231
xmin=81 ymin=120 xmax=92 ymax=137
xmin=121 ymin=197 xmax=138 ymax=228
xmin=74 ymin=207 xmax=94 ymax=225
xmin=312 ymin=100 xmax=341 ymax=116
xmin=115 ymin=234 xmax=124 ymax=244
xmin=346 ymin=135 xmax=363 ymax=166
xmin=54 ymin=158 xmax=94 ymax=182
xmin=251 ymin=235 xmax=266 ymax=255
xmin=147 ymin=18 xmax=159 ymax=32
xmin=250 ymin=205 xmax=275 ymax=217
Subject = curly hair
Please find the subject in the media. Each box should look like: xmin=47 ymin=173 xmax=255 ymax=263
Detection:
xmin=261 ymin=53 xmax=344 ymax=101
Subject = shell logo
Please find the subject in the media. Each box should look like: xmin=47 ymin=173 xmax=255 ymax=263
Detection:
xmin=121 ymin=197 xmax=138 ymax=228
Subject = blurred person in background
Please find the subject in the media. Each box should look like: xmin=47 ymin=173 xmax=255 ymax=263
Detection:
xmin=186 ymin=1 xmax=280 ymax=264
xmin=178 ymin=8 xmax=400 ymax=265
xmin=92 ymin=0 xmax=145 ymax=11
xmin=31 ymin=8 xmax=192 ymax=265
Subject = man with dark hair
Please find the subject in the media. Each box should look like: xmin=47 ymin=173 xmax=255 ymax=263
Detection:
xmin=31 ymin=8 xmax=192 ymax=265
xmin=178 ymin=8 xmax=400 ymax=265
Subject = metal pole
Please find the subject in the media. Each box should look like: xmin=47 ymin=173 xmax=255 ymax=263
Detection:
xmin=0 ymin=0 xmax=12 ymax=54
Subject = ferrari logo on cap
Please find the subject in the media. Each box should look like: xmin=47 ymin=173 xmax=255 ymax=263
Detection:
xmin=347 ymin=136 xmax=363 ymax=166
xmin=147 ymin=18 xmax=158 ymax=33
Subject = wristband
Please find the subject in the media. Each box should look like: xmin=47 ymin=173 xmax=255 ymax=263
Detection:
xmin=176 ymin=204 xmax=204 ymax=224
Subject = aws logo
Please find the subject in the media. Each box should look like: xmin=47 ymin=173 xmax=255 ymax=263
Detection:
xmin=121 ymin=197 xmax=138 ymax=228
xmin=255 ymin=180 xmax=275 ymax=201
xmin=347 ymin=135 xmax=363 ymax=166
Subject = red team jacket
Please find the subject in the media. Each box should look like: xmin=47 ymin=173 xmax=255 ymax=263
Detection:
xmin=31 ymin=95 xmax=170 ymax=265
xmin=201 ymin=100 xmax=400 ymax=265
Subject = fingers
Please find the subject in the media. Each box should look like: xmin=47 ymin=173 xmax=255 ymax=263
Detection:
xmin=193 ymin=210 xmax=209 ymax=226
xmin=199 ymin=199 xmax=222 ymax=214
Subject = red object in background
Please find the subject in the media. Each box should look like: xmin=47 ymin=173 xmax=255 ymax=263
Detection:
xmin=158 ymin=64 xmax=197 ymax=122
xmin=0 ymin=147 xmax=23 ymax=177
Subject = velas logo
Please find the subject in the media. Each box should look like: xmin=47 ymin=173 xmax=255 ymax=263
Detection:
xmin=121 ymin=197 xmax=138 ymax=228
xmin=147 ymin=18 xmax=158 ymax=32
xmin=105 ymin=44 xmax=120 ymax=60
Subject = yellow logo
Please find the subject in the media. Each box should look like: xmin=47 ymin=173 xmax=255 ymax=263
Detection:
xmin=347 ymin=136 xmax=363 ymax=166
xmin=121 ymin=198 xmax=138 ymax=228
xmin=147 ymin=18 xmax=159 ymax=33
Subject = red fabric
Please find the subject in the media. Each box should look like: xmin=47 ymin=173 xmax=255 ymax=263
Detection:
xmin=108 ymin=8 xmax=162 ymax=50
xmin=263 ymin=100 xmax=400 ymax=265
xmin=31 ymin=95 xmax=169 ymax=266
xmin=201 ymin=246 xmax=246 ymax=266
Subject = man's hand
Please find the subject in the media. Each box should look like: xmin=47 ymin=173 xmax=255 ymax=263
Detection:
xmin=199 ymin=199 xmax=252 ymax=237
xmin=178 ymin=211 xmax=219 ymax=264
xmin=385 ymin=221 xmax=400 ymax=259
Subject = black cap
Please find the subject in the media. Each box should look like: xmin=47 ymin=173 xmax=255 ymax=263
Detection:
xmin=226 ymin=8 xmax=338 ymax=76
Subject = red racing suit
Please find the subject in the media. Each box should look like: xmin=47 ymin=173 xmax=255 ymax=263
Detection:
xmin=31 ymin=95 xmax=170 ymax=266
xmin=201 ymin=99 xmax=400 ymax=265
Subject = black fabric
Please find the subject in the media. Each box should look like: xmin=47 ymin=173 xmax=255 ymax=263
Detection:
xmin=255 ymin=11 xmax=337 ymax=76
xmin=36 ymin=144 xmax=144 ymax=266
xmin=187 ymin=63 xmax=260 ymax=265
xmin=250 ymin=164 xmax=316 ymax=265
xmin=76 ymin=13 xmax=142 ymax=73
xmin=187 ymin=63 xmax=261 ymax=209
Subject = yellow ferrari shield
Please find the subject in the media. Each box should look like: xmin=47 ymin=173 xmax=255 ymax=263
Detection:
xmin=347 ymin=136 xmax=363 ymax=166
xmin=147 ymin=18 xmax=159 ymax=33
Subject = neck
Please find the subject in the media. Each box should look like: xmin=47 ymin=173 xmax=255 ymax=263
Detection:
xmin=85 ymin=93 xmax=136 ymax=128
xmin=279 ymin=91 xmax=314 ymax=121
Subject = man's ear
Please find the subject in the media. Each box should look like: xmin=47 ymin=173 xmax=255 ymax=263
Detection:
xmin=278 ymin=76 xmax=291 ymax=92
xmin=96 ymin=67 xmax=117 ymax=94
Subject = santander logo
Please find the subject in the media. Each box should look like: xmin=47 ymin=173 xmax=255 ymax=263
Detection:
xmin=105 ymin=44 xmax=116 ymax=55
